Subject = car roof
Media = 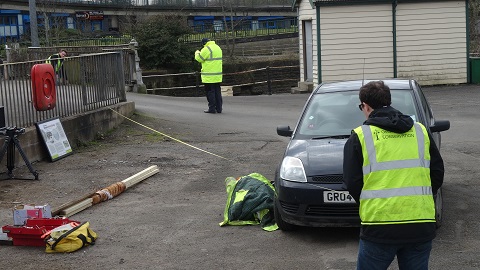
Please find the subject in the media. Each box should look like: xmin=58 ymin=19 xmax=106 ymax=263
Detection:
xmin=315 ymin=79 xmax=414 ymax=94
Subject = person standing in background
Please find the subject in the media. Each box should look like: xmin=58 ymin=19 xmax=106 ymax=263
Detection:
xmin=46 ymin=49 xmax=68 ymax=85
xmin=195 ymin=38 xmax=223 ymax=114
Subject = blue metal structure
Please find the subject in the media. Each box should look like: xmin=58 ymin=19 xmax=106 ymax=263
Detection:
xmin=189 ymin=16 xmax=296 ymax=33
xmin=0 ymin=10 xmax=24 ymax=43
xmin=0 ymin=0 xmax=296 ymax=45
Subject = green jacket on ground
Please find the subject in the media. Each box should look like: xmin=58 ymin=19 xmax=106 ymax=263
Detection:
xmin=219 ymin=173 xmax=278 ymax=231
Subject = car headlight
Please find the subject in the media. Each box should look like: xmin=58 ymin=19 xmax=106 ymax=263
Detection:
xmin=280 ymin=156 xmax=307 ymax=182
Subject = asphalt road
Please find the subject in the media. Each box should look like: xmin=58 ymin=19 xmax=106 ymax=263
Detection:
xmin=1 ymin=84 xmax=479 ymax=270
xmin=126 ymin=84 xmax=480 ymax=269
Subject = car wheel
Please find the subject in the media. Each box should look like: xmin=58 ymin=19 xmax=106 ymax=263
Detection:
xmin=434 ymin=188 xmax=443 ymax=229
xmin=274 ymin=201 xmax=296 ymax=231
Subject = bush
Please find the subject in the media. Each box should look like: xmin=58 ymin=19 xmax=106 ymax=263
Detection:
xmin=134 ymin=14 xmax=196 ymax=71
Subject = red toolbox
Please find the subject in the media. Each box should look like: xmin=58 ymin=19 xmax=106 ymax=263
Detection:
xmin=2 ymin=217 xmax=78 ymax=247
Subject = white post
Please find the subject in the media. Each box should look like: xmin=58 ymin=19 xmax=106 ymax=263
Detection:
xmin=4 ymin=45 xmax=11 ymax=80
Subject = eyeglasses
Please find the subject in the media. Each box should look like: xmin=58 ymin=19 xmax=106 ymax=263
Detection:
xmin=358 ymin=103 xmax=364 ymax=111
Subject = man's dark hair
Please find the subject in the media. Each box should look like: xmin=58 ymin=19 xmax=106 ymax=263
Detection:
xmin=359 ymin=80 xmax=391 ymax=109
xmin=201 ymin=38 xmax=210 ymax=46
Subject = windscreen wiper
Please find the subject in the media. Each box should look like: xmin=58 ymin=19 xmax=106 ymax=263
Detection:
xmin=311 ymin=135 xmax=351 ymax=140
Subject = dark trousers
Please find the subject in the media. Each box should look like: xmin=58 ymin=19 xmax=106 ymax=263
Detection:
xmin=205 ymin=83 xmax=222 ymax=113
xmin=357 ymin=239 xmax=432 ymax=270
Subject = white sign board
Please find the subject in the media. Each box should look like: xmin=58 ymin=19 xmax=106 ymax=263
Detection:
xmin=36 ymin=118 xmax=73 ymax=161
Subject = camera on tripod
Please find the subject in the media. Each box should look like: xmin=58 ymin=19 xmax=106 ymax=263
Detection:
xmin=0 ymin=125 xmax=38 ymax=180
xmin=0 ymin=127 xmax=26 ymax=136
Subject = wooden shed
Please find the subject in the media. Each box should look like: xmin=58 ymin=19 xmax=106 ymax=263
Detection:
xmin=294 ymin=0 xmax=471 ymax=88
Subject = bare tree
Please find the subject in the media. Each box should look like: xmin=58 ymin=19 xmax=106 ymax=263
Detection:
xmin=218 ymin=0 xmax=254 ymax=58
xmin=36 ymin=0 xmax=79 ymax=46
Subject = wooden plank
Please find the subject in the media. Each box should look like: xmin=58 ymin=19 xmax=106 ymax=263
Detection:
xmin=60 ymin=198 xmax=93 ymax=217
xmin=122 ymin=165 xmax=160 ymax=189
xmin=51 ymin=191 xmax=97 ymax=216
xmin=54 ymin=165 xmax=159 ymax=217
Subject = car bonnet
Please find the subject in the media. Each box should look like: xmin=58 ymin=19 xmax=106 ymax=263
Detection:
xmin=285 ymin=138 xmax=346 ymax=177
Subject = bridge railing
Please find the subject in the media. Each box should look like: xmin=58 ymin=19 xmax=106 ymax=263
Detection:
xmin=38 ymin=37 xmax=133 ymax=48
xmin=0 ymin=52 xmax=127 ymax=128
xmin=183 ymin=18 xmax=298 ymax=43
xmin=19 ymin=0 xmax=293 ymax=7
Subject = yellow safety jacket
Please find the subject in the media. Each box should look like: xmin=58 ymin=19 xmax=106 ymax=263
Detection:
xmin=45 ymin=54 xmax=63 ymax=72
xmin=354 ymin=123 xmax=436 ymax=225
xmin=195 ymin=41 xmax=222 ymax=83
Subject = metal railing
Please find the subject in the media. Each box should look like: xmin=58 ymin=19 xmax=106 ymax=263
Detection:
xmin=5 ymin=44 xmax=136 ymax=89
xmin=29 ymin=37 xmax=133 ymax=48
xmin=0 ymin=52 xmax=126 ymax=128
xmin=183 ymin=18 xmax=298 ymax=43
xmin=143 ymin=65 xmax=299 ymax=96
xmin=9 ymin=0 xmax=293 ymax=7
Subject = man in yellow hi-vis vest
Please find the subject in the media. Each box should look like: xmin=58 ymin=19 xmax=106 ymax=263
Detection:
xmin=195 ymin=38 xmax=223 ymax=114
xmin=343 ymin=81 xmax=444 ymax=270
xmin=46 ymin=49 xmax=68 ymax=85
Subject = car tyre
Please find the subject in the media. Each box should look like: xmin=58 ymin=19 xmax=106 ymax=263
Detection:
xmin=274 ymin=201 xmax=296 ymax=231
xmin=434 ymin=187 xmax=443 ymax=229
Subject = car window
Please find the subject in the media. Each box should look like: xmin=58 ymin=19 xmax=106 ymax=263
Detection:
xmin=391 ymin=90 xmax=417 ymax=122
xmin=297 ymin=92 xmax=364 ymax=136
xmin=416 ymin=85 xmax=433 ymax=127
xmin=296 ymin=90 xmax=418 ymax=137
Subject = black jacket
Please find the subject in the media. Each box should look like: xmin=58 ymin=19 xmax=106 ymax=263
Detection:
xmin=343 ymin=106 xmax=444 ymax=244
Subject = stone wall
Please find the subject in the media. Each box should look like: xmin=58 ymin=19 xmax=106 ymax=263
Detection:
xmin=0 ymin=102 xmax=135 ymax=170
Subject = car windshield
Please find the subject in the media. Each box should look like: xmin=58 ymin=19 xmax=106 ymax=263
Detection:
xmin=295 ymin=90 xmax=418 ymax=138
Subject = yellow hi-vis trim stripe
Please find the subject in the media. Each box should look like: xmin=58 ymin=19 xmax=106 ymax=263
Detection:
xmin=360 ymin=186 xmax=432 ymax=200
xmin=109 ymin=108 xmax=233 ymax=162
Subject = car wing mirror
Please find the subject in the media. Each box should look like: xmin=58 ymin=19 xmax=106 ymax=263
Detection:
xmin=430 ymin=120 xmax=450 ymax=133
xmin=277 ymin=125 xmax=293 ymax=137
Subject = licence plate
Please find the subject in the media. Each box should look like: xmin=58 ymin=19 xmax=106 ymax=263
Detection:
xmin=323 ymin=191 xmax=356 ymax=203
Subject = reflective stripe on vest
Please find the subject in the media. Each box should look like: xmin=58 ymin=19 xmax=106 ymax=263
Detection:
xmin=355 ymin=123 xmax=435 ymax=225
xmin=45 ymin=55 xmax=62 ymax=72
xmin=205 ymin=46 xmax=222 ymax=61
xmin=360 ymin=186 xmax=432 ymax=200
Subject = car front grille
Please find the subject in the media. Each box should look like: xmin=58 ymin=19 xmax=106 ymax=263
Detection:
xmin=280 ymin=201 xmax=358 ymax=217
xmin=306 ymin=205 xmax=358 ymax=216
xmin=311 ymin=174 xmax=343 ymax=183
xmin=280 ymin=201 xmax=299 ymax=214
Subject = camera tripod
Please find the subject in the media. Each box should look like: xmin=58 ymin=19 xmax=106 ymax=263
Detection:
xmin=0 ymin=127 xmax=39 ymax=180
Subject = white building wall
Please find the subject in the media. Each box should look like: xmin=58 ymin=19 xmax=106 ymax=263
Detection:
xmin=297 ymin=0 xmax=316 ymax=83
xmin=319 ymin=4 xmax=393 ymax=83
xmin=396 ymin=1 xmax=467 ymax=85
